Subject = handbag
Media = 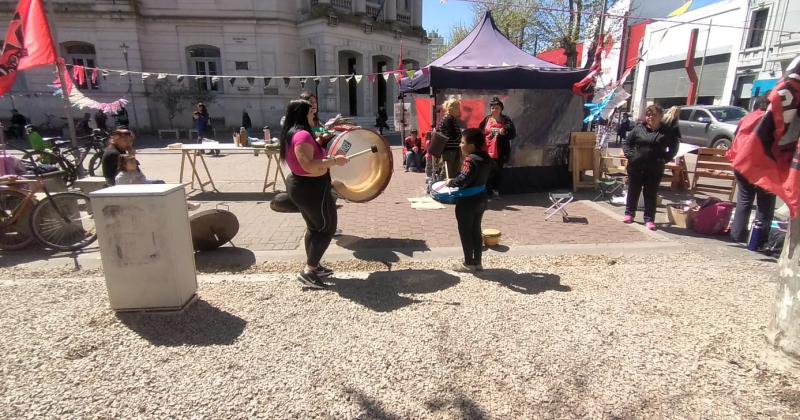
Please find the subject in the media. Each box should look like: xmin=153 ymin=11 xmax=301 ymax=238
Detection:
xmin=428 ymin=130 xmax=448 ymax=158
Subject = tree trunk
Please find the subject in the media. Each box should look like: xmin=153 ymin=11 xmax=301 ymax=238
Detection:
xmin=767 ymin=214 xmax=800 ymax=360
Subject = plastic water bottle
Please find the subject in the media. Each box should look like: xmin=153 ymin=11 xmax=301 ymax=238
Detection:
xmin=747 ymin=221 xmax=763 ymax=251
xmin=263 ymin=126 xmax=271 ymax=142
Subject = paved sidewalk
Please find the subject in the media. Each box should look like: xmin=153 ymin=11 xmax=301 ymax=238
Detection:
xmin=135 ymin=148 xmax=653 ymax=253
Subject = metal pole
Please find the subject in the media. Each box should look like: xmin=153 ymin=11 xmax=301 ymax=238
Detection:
xmin=44 ymin=0 xmax=78 ymax=147
xmin=696 ymin=20 xmax=712 ymax=104
xmin=121 ymin=43 xmax=140 ymax=129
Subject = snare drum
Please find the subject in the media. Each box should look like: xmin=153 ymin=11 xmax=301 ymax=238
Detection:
xmin=430 ymin=180 xmax=459 ymax=204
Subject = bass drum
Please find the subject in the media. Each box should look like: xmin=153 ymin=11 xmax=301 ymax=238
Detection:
xmin=326 ymin=128 xmax=393 ymax=203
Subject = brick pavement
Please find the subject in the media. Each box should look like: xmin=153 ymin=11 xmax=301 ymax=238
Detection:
xmin=138 ymin=148 xmax=652 ymax=252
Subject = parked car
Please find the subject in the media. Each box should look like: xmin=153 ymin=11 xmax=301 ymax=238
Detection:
xmin=677 ymin=105 xmax=747 ymax=150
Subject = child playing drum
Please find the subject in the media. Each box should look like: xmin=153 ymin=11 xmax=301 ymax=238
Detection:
xmin=446 ymin=128 xmax=492 ymax=272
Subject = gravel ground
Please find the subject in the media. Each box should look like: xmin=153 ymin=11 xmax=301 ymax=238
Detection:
xmin=2 ymin=252 xmax=800 ymax=419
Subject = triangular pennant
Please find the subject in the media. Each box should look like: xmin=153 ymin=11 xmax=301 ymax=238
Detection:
xmin=263 ymin=77 xmax=272 ymax=87
xmin=157 ymin=73 xmax=167 ymax=79
xmin=313 ymin=77 xmax=320 ymax=86
xmin=354 ymin=75 xmax=363 ymax=83
xmin=406 ymin=70 xmax=416 ymax=78
xmin=176 ymin=75 xmax=185 ymax=82
xmin=299 ymin=78 xmax=306 ymax=89
xmin=141 ymin=73 xmax=151 ymax=80
xmin=283 ymin=77 xmax=291 ymax=87
xmin=382 ymin=72 xmax=391 ymax=81
xmin=211 ymin=76 xmax=221 ymax=83
xmin=329 ymin=76 xmax=338 ymax=83
xmin=102 ymin=70 xmax=109 ymax=80
xmin=368 ymin=74 xmax=377 ymax=83
xmin=346 ymin=75 xmax=353 ymax=82
xmin=195 ymin=75 xmax=205 ymax=80
xmin=120 ymin=71 xmax=128 ymax=76
xmin=229 ymin=77 xmax=237 ymax=87
xmin=247 ymin=77 xmax=255 ymax=86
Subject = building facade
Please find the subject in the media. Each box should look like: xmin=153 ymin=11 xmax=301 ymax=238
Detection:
xmin=733 ymin=0 xmax=800 ymax=109
xmin=630 ymin=0 xmax=748 ymax=116
xmin=0 ymin=0 xmax=428 ymax=133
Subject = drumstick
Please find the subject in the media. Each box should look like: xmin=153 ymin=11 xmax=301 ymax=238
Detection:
xmin=346 ymin=145 xmax=379 ymax=159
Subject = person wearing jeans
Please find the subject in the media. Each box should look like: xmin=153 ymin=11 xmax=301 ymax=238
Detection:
xmin=622 ymin=104 xmax=680 ymax=230
xmin=280 ymin=99 xmax=349 ymax=289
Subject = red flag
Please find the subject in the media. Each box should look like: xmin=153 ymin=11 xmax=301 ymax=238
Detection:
xmin=0 ymin=0 xmax=57 ymax=96
xmin=572 ymin=40 xmax=603 ymax=97
xmin=395 ymin=41 xmax=405 ymax=82
xmin=728 ymin=56 xmax=800 ymax=218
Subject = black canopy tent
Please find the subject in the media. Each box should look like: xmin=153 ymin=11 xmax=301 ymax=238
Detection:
xmin=400 ymin=11 xmax=589 ymax=193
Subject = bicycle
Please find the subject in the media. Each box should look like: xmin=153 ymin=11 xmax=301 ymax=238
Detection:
xmin=0 ymin=175 xmax=97 ymax=251
xmin=20 ymin=129 xmax=109 ymax=186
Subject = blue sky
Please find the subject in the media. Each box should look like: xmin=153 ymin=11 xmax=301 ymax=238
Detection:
xmin=422 ymin=0 xmax=475 ymax=40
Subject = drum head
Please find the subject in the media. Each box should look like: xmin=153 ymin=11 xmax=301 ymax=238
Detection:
xmin=327 ymin=129 xmax=393 ymax=202
xmin=189 ymin=209 xmax=240 ymax=251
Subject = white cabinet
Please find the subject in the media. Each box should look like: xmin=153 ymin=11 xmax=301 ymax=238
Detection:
xmin=90 ymin=184 xmax=197 ymax=311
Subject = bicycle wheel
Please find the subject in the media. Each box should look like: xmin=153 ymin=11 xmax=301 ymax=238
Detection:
xmin=30 ymin=192 xmax=96 ymax=251
xmin=0 ymin=190 xmax=35 ymax=250
xmin=21 ymin=150 xmax=77 ymax=187
xmin=88 ymin=151 xmax=104 ymax=177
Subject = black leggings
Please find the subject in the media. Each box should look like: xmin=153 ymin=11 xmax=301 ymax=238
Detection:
xmin=625 ymin=163 xmax=664 ymax=223
xmin=286 ymin=173 xmax=337 ymax=267
xmin=488 ymin=158 xmax=503 ymax=193
xmin=455 ymin=194 xmax=487 ymax=266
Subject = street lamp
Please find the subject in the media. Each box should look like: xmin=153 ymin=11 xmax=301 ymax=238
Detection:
xmin=120 ymin=42 xmax=140 ymax=129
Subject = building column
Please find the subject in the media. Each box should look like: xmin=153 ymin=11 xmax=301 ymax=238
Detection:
xmin=385 ymin=0 xmax=396 ymax=22
xmin=318 ymin=44 xmax=338 ymax=115
xmin=413 ymin=0 xmax=422 ymax=27
xmin=354 ymin=0 xmax=366 ymax=14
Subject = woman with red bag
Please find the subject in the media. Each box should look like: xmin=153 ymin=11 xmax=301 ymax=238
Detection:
xmin=478 ymin=97 xmax=516 ymax=197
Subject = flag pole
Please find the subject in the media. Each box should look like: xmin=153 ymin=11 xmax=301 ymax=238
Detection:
xmin=44 ymin=0 xmax=78 ymax=148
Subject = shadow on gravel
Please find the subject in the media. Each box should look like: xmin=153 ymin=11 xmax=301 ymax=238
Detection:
xmin=194 ymin=246 xmax=256 ymax=272
xmin=0 ymin=246 xmax=97 ymax=269
xmin=343 ymin=387 xmax=400 ymax=420
xmin=335 ymin=235 xmax=430 ymax=264
xmin=116 ymin=299 xmax=246 ymax=346
xmin=330 ymin=269 xmax=459 ymax=312
xmin=425 ymin=393 xmax=488 ymax=419
xmin=475 ymin=269 xmax=570 ymax=294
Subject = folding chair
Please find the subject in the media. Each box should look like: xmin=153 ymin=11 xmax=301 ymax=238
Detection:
xmin=545 ymin=192 xmax=574 ymax=221
xmin=593 ymin=177 xmax=625 ymax=202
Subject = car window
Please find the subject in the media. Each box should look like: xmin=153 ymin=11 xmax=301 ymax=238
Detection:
xmin=709 ymin=107 xmax=747 ymax=122
xmin=690 ymin=110 xmax=710 ymax=122
xmin=679 ymin=109 xmax=692 ymax=120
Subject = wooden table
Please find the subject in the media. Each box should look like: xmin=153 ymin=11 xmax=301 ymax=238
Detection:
xmin=162 ymin=144 xmax=285 ymax=193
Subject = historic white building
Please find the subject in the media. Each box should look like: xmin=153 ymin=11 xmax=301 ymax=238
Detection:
xmin=0 ymin=0 xmax=428 ymax=134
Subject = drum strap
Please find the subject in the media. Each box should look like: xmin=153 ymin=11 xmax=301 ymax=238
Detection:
xmin=455 ymin=186 xmax=486 ymax=198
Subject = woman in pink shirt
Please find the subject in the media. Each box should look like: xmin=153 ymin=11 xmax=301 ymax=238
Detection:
xmin=280 ymin=99 xmax=349 ymax=289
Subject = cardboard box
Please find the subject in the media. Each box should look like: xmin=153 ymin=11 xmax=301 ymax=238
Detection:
xmin=667 ymin=204 xmax=696 ymax=228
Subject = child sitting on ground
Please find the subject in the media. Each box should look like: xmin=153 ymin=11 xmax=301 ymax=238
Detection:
xmin=447 ymin=128 xmax=491 ymax=272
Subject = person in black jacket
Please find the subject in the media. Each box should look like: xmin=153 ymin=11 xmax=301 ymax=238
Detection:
xmin=438 ymin=98 xmax=463 ymax=180
xmin=478 ymin=97 xmax=516 ymax=196
xmin=242 ymin=110 xmax=252 ymax=136
xmin=622 ymin=104 xmax=680 ymax=230
xmin=101 ymin=127 xmax=135 ymax=186
xmin=448 ymin=128 xmax=492 ymax=272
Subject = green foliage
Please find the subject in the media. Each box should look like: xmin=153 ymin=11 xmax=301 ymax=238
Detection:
xmin=152 ymin=80 xmax=213 ymax=128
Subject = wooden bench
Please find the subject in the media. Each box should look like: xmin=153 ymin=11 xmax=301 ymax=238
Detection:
xmin=690 ymin=147 xmax=735 ymax=200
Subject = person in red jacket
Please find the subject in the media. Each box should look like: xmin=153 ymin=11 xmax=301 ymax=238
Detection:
xmin=727 ymin=96 xmax=775 ymax=247
xmin=404 ymin=128 xmax=425 ymax=172
xmin=478 ymin=97 xmax=516 ymax=197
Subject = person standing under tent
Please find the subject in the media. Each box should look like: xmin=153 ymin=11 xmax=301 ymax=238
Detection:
xmin=114 ymin=107 xmax=129 ymax=128
xmin=478 ymin=97 xmax=516 ymax=197
xmin=9 ymin=109 xmax=27 ymax=140
xmin=241 ymin=110 xmax=252 ymax=137
xmin=622 ymin=104 xmax=680 ymax=231
xmin=438 ymin=98 xmax=463 ymax=181
xmin=94 ymin=110 xmax=108 ymax=132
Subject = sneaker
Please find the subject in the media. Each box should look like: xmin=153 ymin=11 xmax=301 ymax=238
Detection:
xmin=333 ymin=229 xmax=342 ymax=237
xmin=645 ymin=222 xmax=657 ymax=231
xmin=315 ymin=265 xmax=334 ymax=278
xmin=474 ymin=264 xmax=484 ymax=272
xmin=453 ymin=263 xmax=478 ymax=273
xmin=297 ymin=271 xmax=327 ymax=289
xmin=623 ymin=215 xmax=634 ymax=224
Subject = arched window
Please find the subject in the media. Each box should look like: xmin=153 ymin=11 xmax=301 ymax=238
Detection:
xmin=187 ymin=45 xmax=222 ymax=92
xmin=62 ymin=42 xmax=98 ymax=89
